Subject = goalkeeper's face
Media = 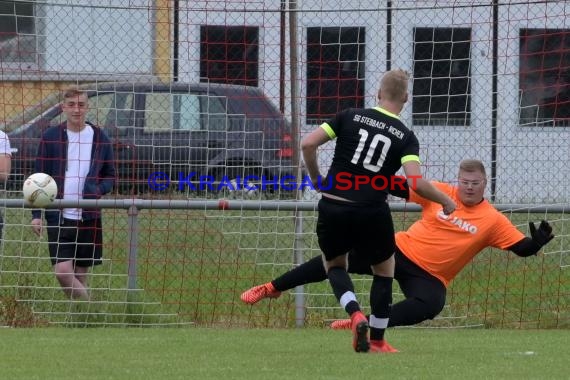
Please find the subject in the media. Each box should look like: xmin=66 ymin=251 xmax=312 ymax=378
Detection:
xmin=457 ymin=169 xmax=486 ymax=206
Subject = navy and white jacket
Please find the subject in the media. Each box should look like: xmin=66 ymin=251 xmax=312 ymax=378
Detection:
xmin=31 ymin=122 xmax=116 ymax=224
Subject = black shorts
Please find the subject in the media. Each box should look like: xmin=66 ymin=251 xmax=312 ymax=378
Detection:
xmin=347 ymin=246 xmax=446 ymax=303
xmin=46 ymin=218 xmax=103 ymax=267
xmin=316 ymin=197 xmax=395 ymax=265
xmin=393 ymin=247 xmax=446 ymax=301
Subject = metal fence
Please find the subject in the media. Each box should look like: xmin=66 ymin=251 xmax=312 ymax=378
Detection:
xmin=0 ymin=198 xmax=567 ymax=328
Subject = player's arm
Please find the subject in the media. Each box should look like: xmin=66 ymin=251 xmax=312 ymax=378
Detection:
xmin=388 ymin=176 xmax=410 ymax=199
xmin=97 ymin=132 xmax=116 ymax=196
xmin=34 ymin=132 xmax=49 ymax=174
xmin=0 ymin=154 xmax=10 ymax=184
xmin=31 ymin=132 xmax=50 ymax=233
xmin=301 ymin=126 xmax=332 ymax=185
xmin=401 ymin=160 xmax=455 ymax=214
xmin=0 ymin=133 xmax=11 ymax=183
xmin=508 ymin=220 xmax=554 ymax=257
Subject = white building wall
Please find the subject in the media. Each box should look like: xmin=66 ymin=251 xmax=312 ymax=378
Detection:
xmin=293 ymin=1 xmax=389 ymax=178
xmin=180 ymin=0 xmax=568 ymax=203
xmin=43 ymin=0 xmax=152 ymax=74
xmin=391 ymin=1 xmax=494 ymax=186
xmin=495 ymin=1 xmax=569 ymax=203
xmin=177 ymin=0 xmax=282 ymax=103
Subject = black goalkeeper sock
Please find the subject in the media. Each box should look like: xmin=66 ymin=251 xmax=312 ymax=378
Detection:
xmin=328 ymin=266 xmax=360 ymax=315
xmin=272 ymin=255 xmax=327 ymax=291
xmin=369 ymin=275 xmax=393 ymax=341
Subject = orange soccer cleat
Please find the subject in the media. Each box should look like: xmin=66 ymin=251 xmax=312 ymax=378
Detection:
xmin=369 ymin=339 xmax=399 ymax=353
xmin=350 ymin=311 xmax=370 ymax=353
xmin=240 ymin=282 xmax=281 ymax=305
xmin=330 ymin=318 xmax=352 ymax=330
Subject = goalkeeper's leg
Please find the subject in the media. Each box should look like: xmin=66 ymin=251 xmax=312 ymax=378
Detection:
xmin=388 ymin=249 xmax=446 ymax=327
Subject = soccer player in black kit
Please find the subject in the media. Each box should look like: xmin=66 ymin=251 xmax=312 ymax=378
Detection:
xmin=301 ymin=69 xmax=456 ymax=353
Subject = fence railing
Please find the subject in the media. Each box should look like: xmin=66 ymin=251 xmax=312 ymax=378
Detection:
xmin=0 ymin=198 xmax=570 ymax=327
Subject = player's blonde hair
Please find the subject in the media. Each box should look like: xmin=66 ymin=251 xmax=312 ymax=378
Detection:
xmin=378 ymin=69 xmax=409 ymax=102
xmin=459 ymin=159 xmax=487 ymax=177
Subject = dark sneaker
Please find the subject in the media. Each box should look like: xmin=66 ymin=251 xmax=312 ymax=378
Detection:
xmin=351 ymin=311 xmax=370 ymax=353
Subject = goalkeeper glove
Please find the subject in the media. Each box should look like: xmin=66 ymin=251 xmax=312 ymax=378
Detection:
xmin=529 ymin=220 xmax=554 ymax=247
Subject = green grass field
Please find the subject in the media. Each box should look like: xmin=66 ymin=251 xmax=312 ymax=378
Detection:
xmin=0 ymin=327 xmax=568 ymax=379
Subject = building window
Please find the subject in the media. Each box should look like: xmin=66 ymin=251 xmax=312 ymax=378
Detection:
xmin=413 ymin=27 xmax=471 ymax=126
xmin=0 ymin=0 xmax=36 ymax=65
xmin=519 ymin=29 xmax=570 ymax=127
xmin=306 ymin=27 xmax=365 ymax=124
xmin=200 ymin=25 xmax=259 ymax=87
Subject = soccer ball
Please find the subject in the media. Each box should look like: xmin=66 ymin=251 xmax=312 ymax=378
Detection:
xmin=22 ymin=173 xmax=58 ymax=207
xmin=228 ymin=178 xmax=259 ymax=199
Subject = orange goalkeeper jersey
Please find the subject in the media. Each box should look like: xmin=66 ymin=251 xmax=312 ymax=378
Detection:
xmin=395 ymin=181 xmax=525 ymax=287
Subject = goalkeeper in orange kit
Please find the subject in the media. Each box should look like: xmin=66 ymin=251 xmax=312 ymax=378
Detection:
xmin=241 ymin=159 xmax=554 ymax=329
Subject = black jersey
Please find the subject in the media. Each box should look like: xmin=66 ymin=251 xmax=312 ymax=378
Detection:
xmin=320 ymin=107 xmax=420 ymax=204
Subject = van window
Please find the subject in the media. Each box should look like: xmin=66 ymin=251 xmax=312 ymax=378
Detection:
xmin=145 ymin=93 xmax=227 ymax=132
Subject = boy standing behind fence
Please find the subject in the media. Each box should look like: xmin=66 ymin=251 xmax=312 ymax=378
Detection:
xmin=31 ymin=86 xmax=115 ymax=300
